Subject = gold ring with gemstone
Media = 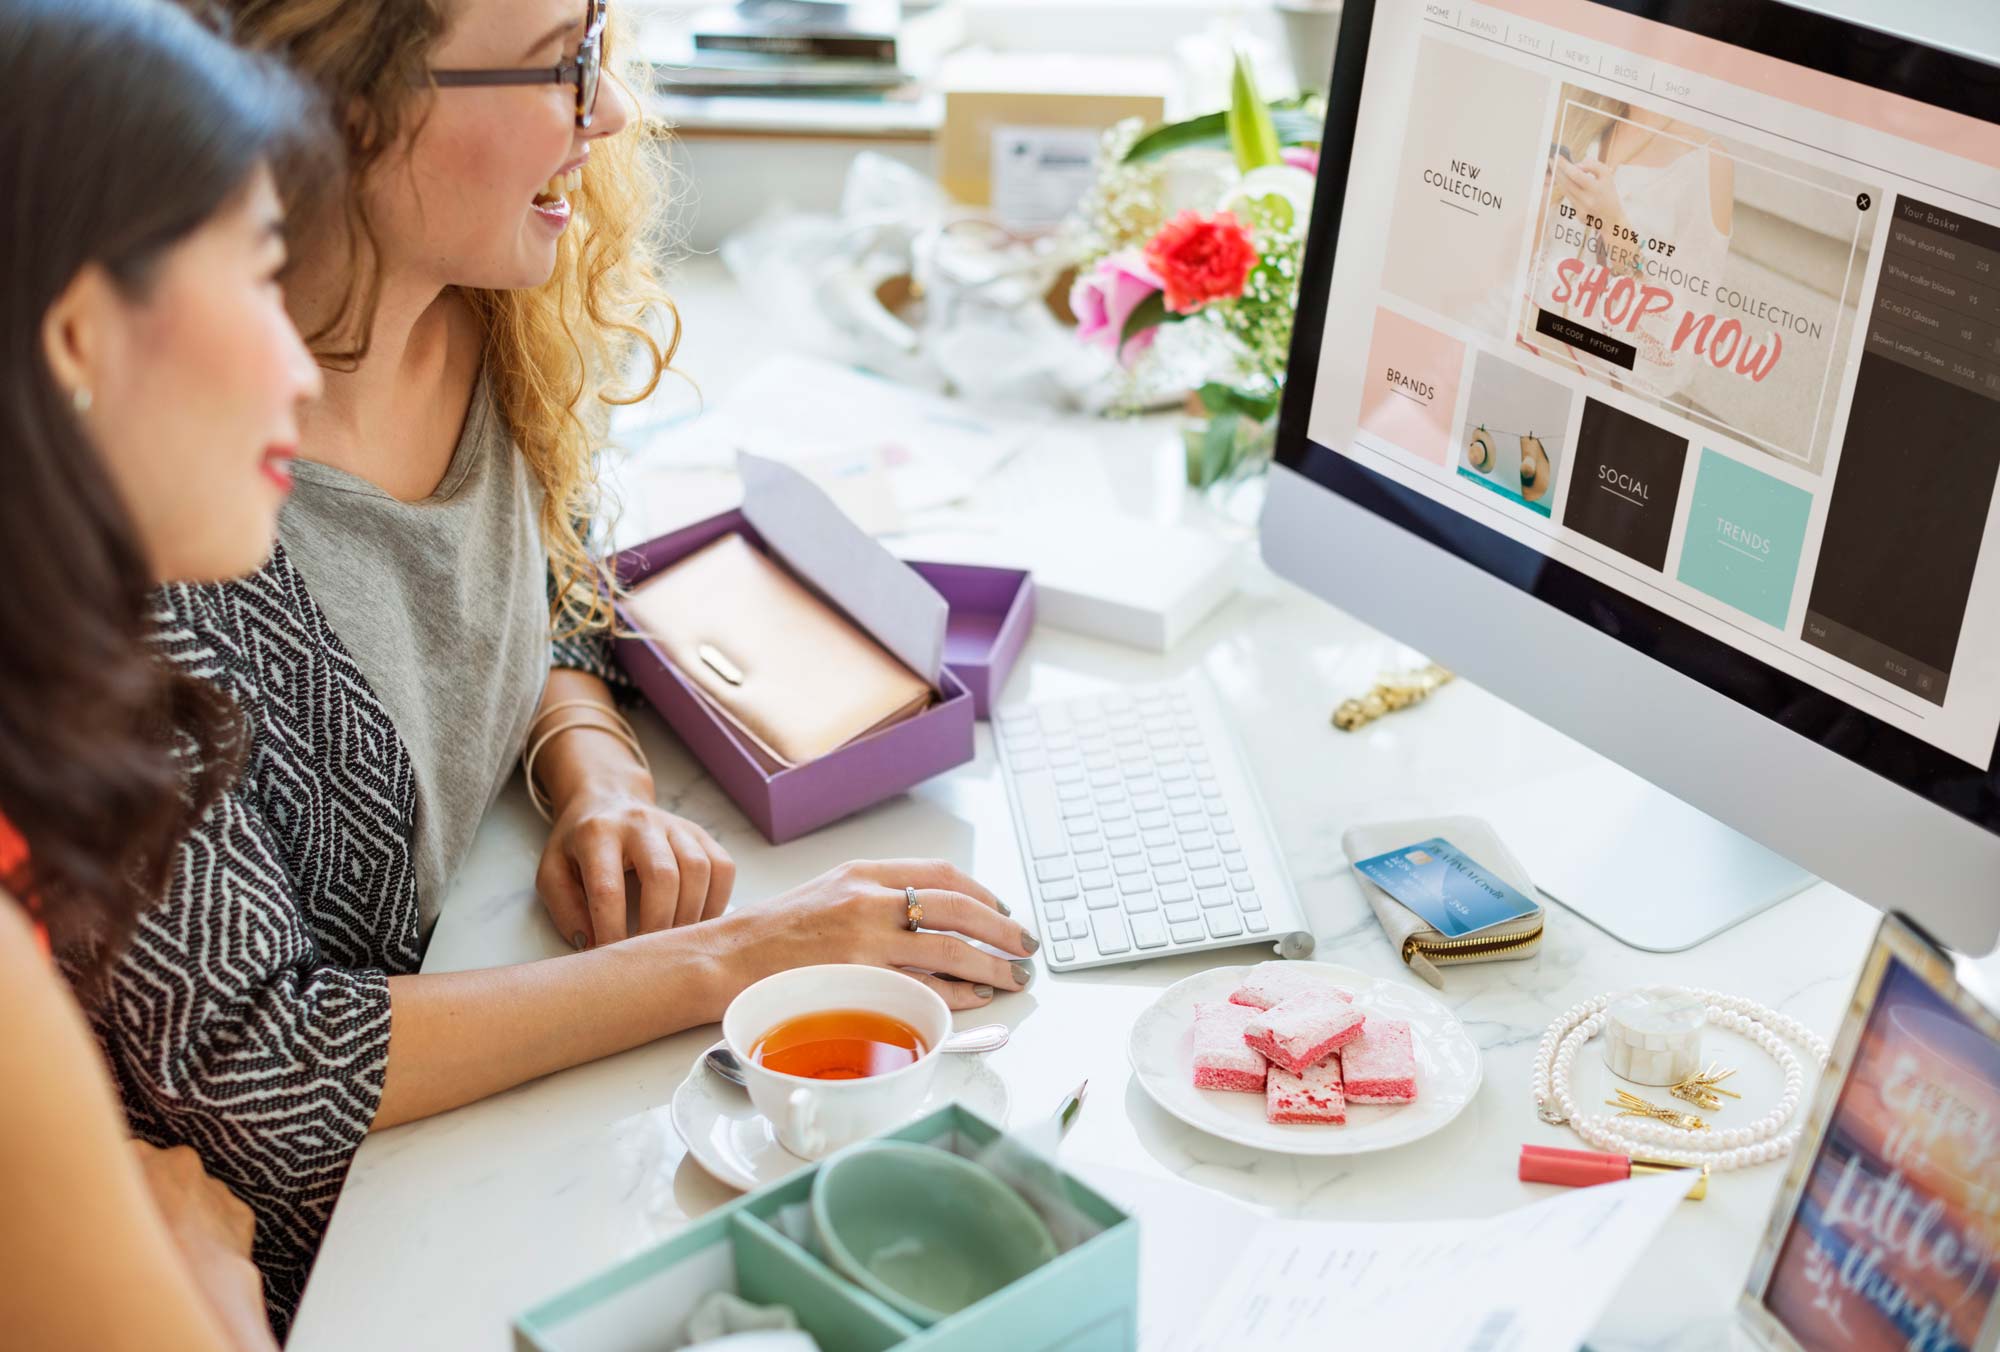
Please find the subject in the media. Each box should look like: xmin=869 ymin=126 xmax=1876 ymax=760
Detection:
xmin=904 ymin=885 xmax=923 ymax=931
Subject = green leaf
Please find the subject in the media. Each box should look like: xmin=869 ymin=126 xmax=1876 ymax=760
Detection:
xmin=1118 ymin=289 xmax=1185 ymax=345
xmin=1196 ymin=381 xmax=1280 ymax=423
xmin=1198 ymin=409 xmax=1242 ymax=487
xmin=1227 ymin=52 xmax=1282 ymax=172
xmin=1121 ymin=106 xmax=1322 ymax=164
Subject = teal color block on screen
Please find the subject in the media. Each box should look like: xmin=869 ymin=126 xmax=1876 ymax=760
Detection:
xmin=1676 ymin=449 xmax=1812 ymax=628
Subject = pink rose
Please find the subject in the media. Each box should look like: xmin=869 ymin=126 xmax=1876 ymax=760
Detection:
xmin=1282 ymin=145 xmax=1320 ymax=176
xmin=1070 ymin=250 xmax=1164 ymax=367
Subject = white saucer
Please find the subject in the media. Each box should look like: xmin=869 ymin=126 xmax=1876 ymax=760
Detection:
xmin=1128 ymin=962 xmax=1482 ymax=1155
xmin=671 ymin=1042 xmax=1012 ymax=1191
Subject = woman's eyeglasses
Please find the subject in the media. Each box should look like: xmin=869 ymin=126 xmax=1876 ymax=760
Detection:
xmin=429 ymin=0 xmax=607 ymax=129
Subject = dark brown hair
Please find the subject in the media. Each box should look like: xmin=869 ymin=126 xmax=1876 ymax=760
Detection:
xmin=0 ymin=0 xmax=323 ymax=955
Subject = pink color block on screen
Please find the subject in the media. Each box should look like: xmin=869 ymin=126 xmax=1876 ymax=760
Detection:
xmin=1357 ymin=308 xmax=1466 ymax=468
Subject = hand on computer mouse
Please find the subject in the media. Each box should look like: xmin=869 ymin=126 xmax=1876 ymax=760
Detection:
xmin=713 ymin=858 xmax=1036 ymax=1012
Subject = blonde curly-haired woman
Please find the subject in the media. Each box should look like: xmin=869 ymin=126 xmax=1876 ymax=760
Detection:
xmin=87 ymin=0 xmax=1034 ymax=1331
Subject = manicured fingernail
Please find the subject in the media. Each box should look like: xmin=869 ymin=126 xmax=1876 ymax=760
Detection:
xmin=1020 ymin=931 xmax=1041 ymax=955
xmin=997 ymin=899 xmax=1012 ymax=916
xmin=1010 ymin=960 xmax=1035 ymax=989
xmin=974 ymin=985 xmax=995 ymax=999
xmin=570 ymin=931 xmax=587 ymax=951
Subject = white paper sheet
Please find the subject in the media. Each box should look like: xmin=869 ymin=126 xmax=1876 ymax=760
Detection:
xmin=1170 ymin=1170 xmax=1693 ymax=1352
xmin=737 ymin=452 xmax=948 ymax=686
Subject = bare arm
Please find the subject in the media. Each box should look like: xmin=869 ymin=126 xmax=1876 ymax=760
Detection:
xmin=372 ymin=858 xmax=1037 ymax=1129
xmin=0 ymin=900 xmax=275 ymax=1352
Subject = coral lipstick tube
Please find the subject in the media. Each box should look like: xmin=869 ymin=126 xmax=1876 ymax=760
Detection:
xmin=1519 ymin=1144 xmax=1708 ymax=1200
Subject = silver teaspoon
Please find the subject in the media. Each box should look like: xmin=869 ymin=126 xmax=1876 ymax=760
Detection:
xmin=704 ymin=1023 xmax=1010 ymax=1088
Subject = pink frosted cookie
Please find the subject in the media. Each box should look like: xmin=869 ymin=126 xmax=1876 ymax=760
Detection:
xmin=1243 ymin=989 xmax=1366 ymax=1076
xmin=1228 ymin=961 xmax=1354 ymax=1012
xmin=1341 ymin=1018 xmax=1418 ymax=1103
xmin=1191 ymin=1001 xmax=1269 ymax=1092
xmin=1267 ymin=1058 xmax=1346 ymax=1125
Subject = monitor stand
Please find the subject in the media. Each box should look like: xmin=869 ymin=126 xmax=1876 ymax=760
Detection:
xmin=1481 ymin=763 xmax=1816 ymax=953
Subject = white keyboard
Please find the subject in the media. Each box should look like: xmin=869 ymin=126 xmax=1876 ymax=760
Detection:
xmin=995 ymin=675 xmax=1314 ymax=971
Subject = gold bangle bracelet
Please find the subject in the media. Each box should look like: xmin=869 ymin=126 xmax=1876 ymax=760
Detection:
xmin=521 ymin=714 xmax=649 ymax=822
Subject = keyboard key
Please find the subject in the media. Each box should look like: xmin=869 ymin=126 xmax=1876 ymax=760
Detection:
xmin=1232 ymin=873 xmax=1255 ymax=892
xmin=1094 ymin=787 xmax=1126 ymax=805
xmin=1147 ymin=847 xmax=1179 ymax=867
xmin=1131 ymin=913 xmax=1168 ymax=949
xmin=1080 ymin=869 xmax=1112 ymax=891
xmin=1174 ymin=811 xmax=1207 ymax=833
xmin=1131 ymin=792 xmax=1167 ymax=812
xmin=1053 ymin=941 xmax=1076 ymax=963
xmin=1185 ymin=850 xmax=1220 ymax=871
xmin=1117 ymin=873 xmax=1152 ymax=894
xmin=1056 ymin=782 xmax=1090 ymax=803
xmin=1137 ymin=810 xmax=1171 ymax=830
xmin=1164 ymin=781 xmax=1199 ymax=801
xmin=1180 ymin=830 xmax=1214 ymax=853
xmin=1142 ymin=827 xmax=1175 ymax=848
xmin=1074 ymin=851 xmax=1109 ymax=873
xmin=1084 ymin=889 xmax=1119 ymax=911
xmin=1053 ymin=765 xmax=1085 ymax=785
xmin=1070 ymin=833 xmax=1104 ymax=855
xmin=1170 ymin=921 xmax=1206 ymax=944
xmin=1153 ymin=865 xmax=1187 ymax=885
xmin=1114 ymin=855 xmax=1147 ymax=876
xmin=1123 ymin=891 xmax=1160 ymax=914
xmin=1245 ymin=913 xmax=1270 ymax=933
xmin=1049 ymin=748 xmax=1081 ymax=769
xmin=1040 ymin=896 xmax=1069 ymax=920
xmin=1104 ymin=819 xmax=1139 ymax=839
xmin=1160 ymin=764 xmax=1192 ymax=782
xmin=1217 ymin=833 xmax=1240 ymax=852
xmin=1164 ymin=902 xmax=1200 ymax=924
xmin=1192 ymin=868 xmax=1226 ymax=889
xmin=1205 ymin=909 xmax=1243 ymax=938
xmin=1239 ymin=891 xmax=1262 ymax=911
xmin=1014 ymin=773 xmax=1069 ymax=858
xmin=1225 ymin=852 xmax=1249 ymax=873
xmin=1035 ymin=858 xmax=1074 ymax=882
xmin=1160 ymin=883 xmax=1193 ymax=903
xmin=1091 ymin=911 xmax=1131 ymax=954
xmin=1109 ymin=837 xmax=1143 ymax=858
xmin=1100 ymin=803 xmax=1133 ymax=822
xmin=1039 ymin=879 xmax=1078 ymax=901
xmin=1198 ymin=887 xmax=1234 ymax=909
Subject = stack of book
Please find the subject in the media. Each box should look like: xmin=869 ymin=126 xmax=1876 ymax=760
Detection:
xmin=653 ymin=0 xmax=965 ymax=98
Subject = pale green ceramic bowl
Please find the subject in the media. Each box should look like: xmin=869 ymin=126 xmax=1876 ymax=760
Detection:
xmin=810 ymin=1141 xmax=1059 ymax=1326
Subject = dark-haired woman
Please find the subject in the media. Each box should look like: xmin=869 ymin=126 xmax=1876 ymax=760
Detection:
xmin=0 ymin=0 xmax=322 ymax=1345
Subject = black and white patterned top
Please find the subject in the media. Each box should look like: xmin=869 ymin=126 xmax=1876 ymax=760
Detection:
xmin=83 ymin=541 xmax=619 ymax=1337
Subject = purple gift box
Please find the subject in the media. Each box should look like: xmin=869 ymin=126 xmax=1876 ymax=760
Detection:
xmin=613 ymin=512 xmax=1033 ymax=844
xmin=906 ymin=560 xmax=1035 ymax=720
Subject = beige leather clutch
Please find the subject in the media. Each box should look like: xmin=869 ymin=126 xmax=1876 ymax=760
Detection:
xmin=1340 ymin=816 xmax=1545 ymax=987
xmin=623 ymin=533 xmax=933 ymax=768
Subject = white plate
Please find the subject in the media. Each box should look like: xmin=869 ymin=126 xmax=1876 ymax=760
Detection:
xmin=1128 ymin=962 xmax=1482 ymax=1155
xmin=671 ymin=1042 xmax=1012 ymax=1192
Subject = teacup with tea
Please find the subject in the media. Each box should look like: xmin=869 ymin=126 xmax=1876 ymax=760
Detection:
xmin=720 ymin=965 xmax=952 ymax=1159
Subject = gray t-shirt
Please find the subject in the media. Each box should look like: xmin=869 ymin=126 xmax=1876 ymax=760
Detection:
xmin=280 ymin=371 xmax=550 ymax=926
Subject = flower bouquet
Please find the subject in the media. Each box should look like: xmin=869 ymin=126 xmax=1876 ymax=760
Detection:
xmin=1066 ymin=55 xmax=1323 ymax=491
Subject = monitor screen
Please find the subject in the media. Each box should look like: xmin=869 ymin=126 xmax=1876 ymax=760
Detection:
xmin=1279 ymin=0 xmax=2000 ymax=827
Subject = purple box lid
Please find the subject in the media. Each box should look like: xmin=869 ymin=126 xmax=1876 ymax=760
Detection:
xmin=611 ymin=511 xmax=977 ymax=844
xmin=906 ymin=561 xmax=1034 ymax=720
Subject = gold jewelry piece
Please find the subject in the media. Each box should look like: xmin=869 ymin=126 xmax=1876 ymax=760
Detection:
xmin=522 ymin=707 xmax=649 ymax=822
xmin=1606 ymin=1089 xmax=1710 ymax=1132
xmin=1332 ymin=662 xmax=1454 ymax=731
xmin=904 ymin=885 xmax=923 ymax=932
xmin=1669 ymin=1063 xmax=1742 ymax=1111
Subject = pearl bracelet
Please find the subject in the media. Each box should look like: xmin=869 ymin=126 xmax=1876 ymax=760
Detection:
xmin=1530 ymin=988 xmax=1831 ymax=1171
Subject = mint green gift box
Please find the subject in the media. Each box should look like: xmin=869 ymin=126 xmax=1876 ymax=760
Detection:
xmin=513 ymin=1104 xmax=1138 ymax=1352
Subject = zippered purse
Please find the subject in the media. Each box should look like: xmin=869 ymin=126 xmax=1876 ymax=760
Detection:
xmin=1340 ymin=815 xmax=1546 ymax=987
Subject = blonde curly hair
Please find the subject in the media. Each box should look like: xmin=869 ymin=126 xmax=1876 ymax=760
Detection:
xmin=203 ymin=0 xmax=676 ymax=638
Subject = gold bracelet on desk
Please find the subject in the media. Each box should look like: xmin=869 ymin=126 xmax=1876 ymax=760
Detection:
xmin=1331 ymin=662 xmax=1454 ymax=731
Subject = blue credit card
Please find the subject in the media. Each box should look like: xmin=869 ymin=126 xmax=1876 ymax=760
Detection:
xmin=1351 ymin=836 xmax=1538 ymax=938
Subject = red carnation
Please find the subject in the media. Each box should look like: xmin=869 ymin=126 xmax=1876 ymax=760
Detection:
xmin=1144 ymin=210 xmax=1258 ymax=314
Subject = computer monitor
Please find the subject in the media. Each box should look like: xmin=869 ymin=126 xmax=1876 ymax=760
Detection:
xmin=1262 ymin=0 xmax=2000 ymax=953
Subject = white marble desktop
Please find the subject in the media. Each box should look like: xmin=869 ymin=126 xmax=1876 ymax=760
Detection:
xmin=286 ymin=259 xmax=1988 ymax=1351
